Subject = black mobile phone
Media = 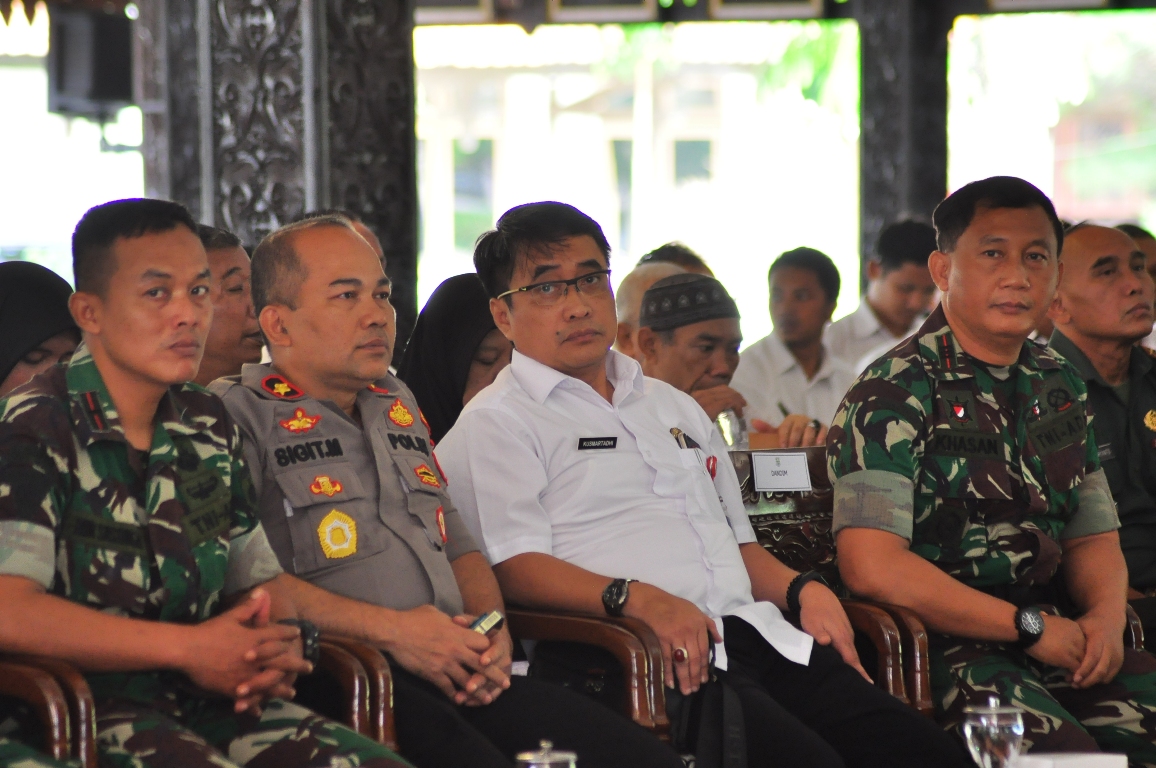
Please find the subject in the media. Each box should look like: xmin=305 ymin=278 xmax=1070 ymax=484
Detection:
xmin=469 ymin=610 xmax=505 ymax=635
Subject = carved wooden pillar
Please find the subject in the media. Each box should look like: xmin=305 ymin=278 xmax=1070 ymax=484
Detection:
xmin=854 ymin=0 xmax=951 ymax=271
xmin=138 ymin=0 xmax=419 ymax=344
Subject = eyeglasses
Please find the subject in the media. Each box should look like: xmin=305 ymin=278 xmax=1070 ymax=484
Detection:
xmin=497 ymin=269 xmax=613 ymax=307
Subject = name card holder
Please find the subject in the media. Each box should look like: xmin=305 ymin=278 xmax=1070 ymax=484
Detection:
xmin=752 ymin=451 xmax=812 ymax=494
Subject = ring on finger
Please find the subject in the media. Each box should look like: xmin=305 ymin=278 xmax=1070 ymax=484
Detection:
xmin=809 ymin=418 xmax=821 ymax=431
xmin=673 ymin=647 xmax=688 ymax=663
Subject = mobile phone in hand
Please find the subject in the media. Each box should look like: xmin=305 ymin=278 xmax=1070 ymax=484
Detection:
xmin=469 ymin=610 xmax=505 ymax=636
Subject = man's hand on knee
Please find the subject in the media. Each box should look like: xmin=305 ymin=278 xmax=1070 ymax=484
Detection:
xmin=1026 ymin=614 xmax=1086 ymax=675
xmin=624 ymin=583 xmax=721 ymax=695
xmin=798 ymin=581 xmax=871 ymax=683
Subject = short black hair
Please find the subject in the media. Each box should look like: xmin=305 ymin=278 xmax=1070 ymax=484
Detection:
xmin=250 ymin=215 xmax=355 ymax=314
xmin=1118 ymin=223 xmax=1155 ymax=242
xmin=638 ymin=242 xmax=710 ymax=273
xmin=875 ymin=220 xmax=936 ymax=272
xmin=932 ymin=176 xmax=1064 ymax=255
xmin=473 ymin=202 xmax=611 ymax=299
xmin=196 ymin=223 xmax=242 ymax=252
xmin=768 ymin=247 xmax=840 ymax=305
xmin=72 ymin=198 xmax=198 ymax=296
xmin=293 ymin=208 xmax=364 ymax=224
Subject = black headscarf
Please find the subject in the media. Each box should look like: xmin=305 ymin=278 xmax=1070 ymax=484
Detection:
xmin=396 ymin=274 xmax=497 ymax=444
xmin=0 ymin=261 xmax=77 ymax=385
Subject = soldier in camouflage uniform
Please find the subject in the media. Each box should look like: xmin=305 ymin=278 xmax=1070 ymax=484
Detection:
xmin=829 ymin=177 xmax=1156 ymax=764
xmin=0 ymin=199 xmax=409 ymax=768
xmin=0 ymin=740 xmax=76 ymax=768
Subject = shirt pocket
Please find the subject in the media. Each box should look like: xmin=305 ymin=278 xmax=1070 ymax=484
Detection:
xmin=389 ymin=454 xmax=450 ymax=551
xmin=274 ymin=463 xmax=385 ymax=574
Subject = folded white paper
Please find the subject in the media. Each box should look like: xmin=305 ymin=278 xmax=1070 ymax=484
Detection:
xmin=1015 ymin=754 xmax=1126 ymax=767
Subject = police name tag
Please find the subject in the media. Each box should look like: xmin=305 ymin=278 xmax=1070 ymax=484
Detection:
xmin=752 ymin=451 xmax=812 ymax=493
xmin=578 ymin=437 xmax=617 ymax=450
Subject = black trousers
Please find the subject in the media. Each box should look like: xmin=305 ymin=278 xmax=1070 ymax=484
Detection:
xmin=390 ymin=664 xmax=684 ymax=768
xmin=718 ymin=616 xmax=972 ymax=768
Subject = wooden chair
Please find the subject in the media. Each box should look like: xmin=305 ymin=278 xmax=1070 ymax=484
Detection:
xmin=0 ymin=659 xmax=72 ymax=763
xmin=8 ymin=636 xmax=387 ymax=766
xmin=734 ymin=446 xmax=1148 ymax=720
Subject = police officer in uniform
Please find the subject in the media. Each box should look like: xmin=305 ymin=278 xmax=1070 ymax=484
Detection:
xmin=214 ymin=215 xmax=684 ymax=768
xmin=0 ymin=199 xmax=409 ymax=768
xmin=829 ymin=177 xmax=1156 ymax=760
xmin=1048 ymin=223 xmax=1156 ymax=633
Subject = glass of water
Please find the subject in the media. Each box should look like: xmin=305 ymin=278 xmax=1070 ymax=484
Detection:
xmin=717 ymin=409 xmax=749 ymax=450
xmin=962 ymin=696 xmax=1025 ymax=768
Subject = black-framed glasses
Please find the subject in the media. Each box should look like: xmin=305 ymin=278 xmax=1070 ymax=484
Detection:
xmin=496 ymin=269 xmax=612 ymax=307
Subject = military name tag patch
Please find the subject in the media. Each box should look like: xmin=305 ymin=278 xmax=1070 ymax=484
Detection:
xmin=310 ymin=475 xmax=343 ymax=497
xmin=280 ymin=408 xmax=321 ymax=434
xmin=389 ymin=399 xmax=415 ymax=428
xmin=1028 ymin=409 xmax=1086 ymax=457
xmin=318 ymin=509 xmax=357 ymax=559
xmin=388 ymin=433 xmax=430 ymax=456
xmin=414 ymin=464 xmax=441 ymax=488
xmin=577 ymin=437 xmax=617 ymax=450
xmin=261 ymin=374 xmax=304 ymax=400
xmin=928 ymin=429 xmax=1002 ymax=460
xmin=435 ymin=506 xmax=448 ymax=544
xmin=178 ymin=467 xmax=232 ymax=546
xmin=274 ymin=438 xmax=344 ymax=467
xmin=65 ymin=510 xmax=147 ymax=555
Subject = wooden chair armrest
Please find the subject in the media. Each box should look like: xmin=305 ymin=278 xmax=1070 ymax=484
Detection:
xmin=1126 ymin=603 xmax=1145 ymax=651
xmin=316 ymin=641 xmax=370 ymax=737
xmin=860 ymin=602 xmax=935 ymax=718
xmin=0 ymin=660 xmax=71 ymax=762
xmin=839 ymin=600 xmax=908 ymax=706
xmin=320 ymin=637 xmax=396 ymax=750
xmin=7 ymin=656 xmax=97 ymax=768
xmin=507 ymin=608 xmax=669 ymax=740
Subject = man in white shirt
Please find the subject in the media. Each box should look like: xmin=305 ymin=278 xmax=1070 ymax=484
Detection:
xmin=730 ymin=248 xmax=855 ymax=429
xmin=824 ymin=221 xmax=938 ymax=371
xmin=437 ymin=201 xmax=968 ymax=768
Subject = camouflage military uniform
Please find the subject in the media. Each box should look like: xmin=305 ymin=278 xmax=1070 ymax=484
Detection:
xmin=0 ymin=739 xmax=76 ymax=768
xmin=828 ymin=306 xmax=1156 ymax=763
xmin=0 ymin=345 xmax=409 ymax=768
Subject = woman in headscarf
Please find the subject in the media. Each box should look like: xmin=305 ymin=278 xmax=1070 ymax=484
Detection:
xmin=0 ymin=262 xmax=79 ymax=398
xmin=396 ymin=274 xmax=513 ymax=444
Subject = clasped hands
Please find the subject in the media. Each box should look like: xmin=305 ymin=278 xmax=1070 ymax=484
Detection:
xmin=1026 ymin=609 xmax=1126 ymax=689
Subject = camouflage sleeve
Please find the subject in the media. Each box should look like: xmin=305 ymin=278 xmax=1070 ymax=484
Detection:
xmin=0 ymin=408 xmax=68 ymax=589
xmin=1061 ymin=468 xmax=1119 ymax=539
xmin=827 ymin=371 xmax=927 ymax=540
xmin=223 ymin=422 xmax=283 ymax=595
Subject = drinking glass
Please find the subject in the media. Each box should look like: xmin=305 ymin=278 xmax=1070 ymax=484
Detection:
xmin=962 ymin=696 xmax=1025 ymax=768
xmin=717 ymin=409 xmax=749 ymax=450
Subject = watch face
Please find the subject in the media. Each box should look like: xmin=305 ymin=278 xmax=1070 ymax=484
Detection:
xmin=1021 ymin=610 xmax=1045 ymax=636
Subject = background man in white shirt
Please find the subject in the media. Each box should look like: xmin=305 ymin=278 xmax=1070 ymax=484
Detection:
xmin=824 ymin=221 xmax=938 ymax=372
xmin=437 ymin=201 xmax=969 ymax=768
xmin=730 ymin=248 xmax=855 ymax=430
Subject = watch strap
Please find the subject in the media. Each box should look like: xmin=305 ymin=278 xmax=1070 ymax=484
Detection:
xmin=786 ymin=571 xmax=827 ymax=615
xmin=278 ymin=618 xmax=321 ymax=665
xmin=1014 ymin=606 xmax=1045 ymax=649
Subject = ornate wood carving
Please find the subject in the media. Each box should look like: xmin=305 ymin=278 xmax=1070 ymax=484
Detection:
xmin=212 ymin=0 xmax=308 ymax=245
xmin=165 ymin=0 xmax=203 ymax=219
xmin=325 ymin=0 xmax=419 ymax=349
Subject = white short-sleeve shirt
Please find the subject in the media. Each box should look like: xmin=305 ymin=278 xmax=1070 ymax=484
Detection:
xmin=823 ymin=300 xmax=920 ymax=370
xmin=729 ymin=331 xmax=855 ymax=428
xmin=437 ymin=349 xmax=813 ymax=665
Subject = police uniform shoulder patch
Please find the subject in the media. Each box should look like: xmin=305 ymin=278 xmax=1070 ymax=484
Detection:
xmin=318 ymin=509 xmax=357 ymax=558
xmin=280 ymin=407 xmax=321 ymax=434
xmin=368 ymin=384 xmax=391 ymax=395
xmin=261 ymin=374 xmax=304 ymax=400
xmin=435 ymin=506 xmax=448 ymax=544
xmin=414 ymin=463 xmax=441 ymax=488
xmin=389 ymin=398 xmax=415 ymax=428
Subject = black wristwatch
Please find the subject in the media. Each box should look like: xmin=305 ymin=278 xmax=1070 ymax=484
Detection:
xmin=1014 ymin=606 xmax=1045 ymax=649
xmin=278 ymin=618 xmax=321 ymax=665
xmin=602 ymin=578 xmax=638 ymax=617
xmin=786 ymin=571 xmax=828 ymax=615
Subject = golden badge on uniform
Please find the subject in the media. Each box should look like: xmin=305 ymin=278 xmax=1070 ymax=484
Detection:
xmin=414 ymin=463 xmax=441 ymax=488
xmin=317 ymin=509 xmax=357 ymax=559
xmin=435 ymin=506 xmax=448 ymax=544
xmin=310 ymin=475 xmax=343 ymax=497
xmin=261 ymin=374 xmax=304 ymax=400
xmin=389 ymin=398 xmax=415 ymax=428
xmin=1144 ymin=410 xmax=1156 ymax=432
xmin=280 ymin=408 xmax=321 ymax=434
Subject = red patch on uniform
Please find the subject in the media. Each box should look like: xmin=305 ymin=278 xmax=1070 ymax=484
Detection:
xmin=435 ymin=506 xmax=448 ymax=544
xmin=261 ymin=374 xmax=304 ymax=400
xmin=419 ymin=409 xmax=431 ymax=434
xmin=279 ymin=408 xmax=321 ymax=434
xmin=368 ymin=384 xmax=391 ymax=395
xmin=414 ymin=464 xmax=441 ymax=488
xmin=706 ymin=455 xmax=717 ymax=480
xmin=433 ymin=452 xmax=448 ymax=485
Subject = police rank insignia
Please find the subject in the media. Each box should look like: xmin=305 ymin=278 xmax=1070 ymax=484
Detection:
xmin=310 ymin=475 xmax=343 ymax=497
xmin=261 ymin=374 xmax=304 ymax=400
xmin=280 ymin=408 xmax=321 ymax=434
xmin=435 ymin=506 xmax=448 ymax=544
xmin=1145 ymin=410 xmax=1156 ymax=432
xmin=368 ymin=384 xmax=391 ymax=395
xmin=414 ymin=463 xmax=441 ymax=488
xmin=318 ymin=509 xmax=357 ymax=559
xmin=389 ymin=399 xmax=415 ymax=428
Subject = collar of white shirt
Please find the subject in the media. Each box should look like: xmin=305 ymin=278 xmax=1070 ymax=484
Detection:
xmin=509 ymin=347 xmax=645 ymax=407
xmin=850 ymin=299 xmax=885 ymax=340
xmin=764 ymin=331 xmax=844 ymax=385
